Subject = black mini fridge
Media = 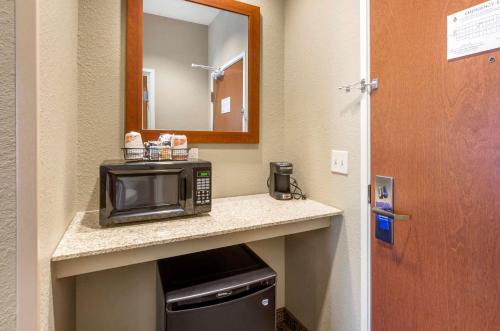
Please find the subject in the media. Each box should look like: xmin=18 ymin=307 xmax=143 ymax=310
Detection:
xmin=156 ymin=245 xmax=276 ymax=331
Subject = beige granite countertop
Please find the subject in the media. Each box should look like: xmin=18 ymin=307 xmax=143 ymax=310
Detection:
xmin=52 ymin=194 xmax=342 ymax=262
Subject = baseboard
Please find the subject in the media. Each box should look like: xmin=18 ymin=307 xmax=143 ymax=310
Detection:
xmin=277 ymin=307 xmax=285 ymax=325
xmin=277 ymin=308 xmax=309 ymax=331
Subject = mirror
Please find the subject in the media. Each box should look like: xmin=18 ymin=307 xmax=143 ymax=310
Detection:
xmin=143 ymin=0 xmax=248 ymax=132
xmin=127 ymin=0 xmax=261 ymax=143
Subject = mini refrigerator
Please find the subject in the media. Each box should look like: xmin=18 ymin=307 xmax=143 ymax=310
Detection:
xmin=156 ymin=245 xmax=276 ymax=331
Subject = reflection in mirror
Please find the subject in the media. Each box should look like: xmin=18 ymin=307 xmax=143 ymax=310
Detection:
xmin=142 ymin=0 xmax=248 ymax=132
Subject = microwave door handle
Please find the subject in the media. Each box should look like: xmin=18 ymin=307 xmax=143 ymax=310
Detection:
xmin=180 ymin=177 xmax=187 ymax=201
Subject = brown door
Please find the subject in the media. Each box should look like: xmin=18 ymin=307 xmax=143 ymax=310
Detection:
xmin=212 ymin=59 xmax=244 ymax=131
xmin=371 ymin=0 xmax=500 ymax=330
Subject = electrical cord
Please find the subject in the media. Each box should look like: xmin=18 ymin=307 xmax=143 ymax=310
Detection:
xmin=290 ymin=177 xmax=307 ymax=200
xmin=266 ymin=176 xmax=307 ymax=200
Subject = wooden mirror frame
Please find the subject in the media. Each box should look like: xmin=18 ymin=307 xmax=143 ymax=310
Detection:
xmin=126 ymin=0 xmax=260 ymax=144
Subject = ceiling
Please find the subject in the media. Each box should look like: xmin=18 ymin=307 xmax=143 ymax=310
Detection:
xmin=143 ymin=0 xmax=221 ymax=26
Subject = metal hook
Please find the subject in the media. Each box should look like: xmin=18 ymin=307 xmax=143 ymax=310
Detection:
xmin=338 ymin=78 xmax=379 ymax=93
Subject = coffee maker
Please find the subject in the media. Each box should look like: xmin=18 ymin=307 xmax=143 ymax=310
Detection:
xmin=268 ymin=162 xmax=294 ymax=200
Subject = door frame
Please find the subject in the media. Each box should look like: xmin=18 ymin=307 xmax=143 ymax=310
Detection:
xmin=142 ymin=68 xmax=155 ymax=129
xmin=360 ymin=0 xmax=371 ymax=329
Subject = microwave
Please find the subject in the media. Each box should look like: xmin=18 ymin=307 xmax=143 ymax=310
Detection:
xmin=99 ymin=159 xmax=211 ymax=226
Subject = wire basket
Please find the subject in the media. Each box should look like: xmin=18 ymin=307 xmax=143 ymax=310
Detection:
xmin=122 ymin=147 xmax=190 ymax=162
xmin=122 ymin=148 xmax=147 ymax=161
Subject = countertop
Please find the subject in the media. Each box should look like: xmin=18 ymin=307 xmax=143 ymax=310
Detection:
xmin=52 ymin=194 xmax=342 ymax=262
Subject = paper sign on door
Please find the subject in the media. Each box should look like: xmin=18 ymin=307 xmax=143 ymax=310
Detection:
xmin=447 ymin=0 xmax=500 ymax=60
xmin=221 ymin=97 xmax=231 ymax=114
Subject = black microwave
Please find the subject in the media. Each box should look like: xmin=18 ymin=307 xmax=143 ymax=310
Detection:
xmin=99 ymin=159 xmax=211 ymax=226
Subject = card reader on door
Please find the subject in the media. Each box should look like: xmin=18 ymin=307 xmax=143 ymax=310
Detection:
xmin=372 ymin=176 xmax=411 ymax=244
xmin=374 ymin=176 xmax=395 ymax=245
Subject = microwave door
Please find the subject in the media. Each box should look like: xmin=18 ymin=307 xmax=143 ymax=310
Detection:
xmin=154 ymin=175 xmax=163 ymax=202
xmin=151 ymin=173 xmax=187 ymax=208
xmin=108 ymin=169 xmax=186 ymax=221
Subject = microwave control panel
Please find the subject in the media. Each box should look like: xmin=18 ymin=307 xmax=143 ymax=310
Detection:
xmin=194 ymin=168 xmax=211 ymax=206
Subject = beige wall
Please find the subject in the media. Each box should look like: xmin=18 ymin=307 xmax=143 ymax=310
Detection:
xmin=76 ymin=0 xmax=285 ymax=213
xmin=0 ymin=0 xmax=16 ymax=329
xmin=75 ymin=238 xmax=284 ymax=331
xmin=17 ymin=0 xmax=39 ymax=328
xmin=208 ymin=11 xmax=248 ymax=68
xmin=283 ymin=0 xmax=361 ymax=330
xmin=76 ymin=263 xmax=157 ymax=331
xmin=197 ymin=0 xmax=287 ymax=307
xmin=29 ymin=0 xmax=360 ymax=330
xmin=28 ymin=0 xmax=362 ymax=329
xmin=197 ymin=0 xmax=285 ymax=198
xmin=77 ymin=0 xmax=125 ymax=212
xmin=36 ymin=0 xmax=362 ymax=329
xmin=75 ymin=0 xmax=286 ymax=329
xmin=143 ymin=14 xmax=210 ymax=131
xmin=38 ymin=0 xmax=80 ymax=330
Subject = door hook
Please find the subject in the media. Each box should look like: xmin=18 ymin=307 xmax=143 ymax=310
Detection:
xmin=338 ymin=78 xmax=378 ymax=93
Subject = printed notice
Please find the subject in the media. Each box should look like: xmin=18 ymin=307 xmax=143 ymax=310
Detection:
xmin=221 ymin=97 xmax=231 ymax=114
xmin=448 ymin=0 xmax=500 ymax=60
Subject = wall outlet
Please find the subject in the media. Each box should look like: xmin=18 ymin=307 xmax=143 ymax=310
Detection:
xmin=331 ymin=150 xmax=349 ymax=175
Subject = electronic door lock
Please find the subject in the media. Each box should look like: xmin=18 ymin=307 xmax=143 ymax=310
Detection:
xmin=377 ymin=186 xmax=389 ymax=199
xmin=373 ymin=176 xmax=410 ymax=245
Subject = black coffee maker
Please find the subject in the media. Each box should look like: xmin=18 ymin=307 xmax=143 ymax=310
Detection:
xmin=268 ymin=162 xmax=293 ymax=200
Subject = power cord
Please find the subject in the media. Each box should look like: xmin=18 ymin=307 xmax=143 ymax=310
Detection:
xmin=266 ymin=177 xmax=307 ymax=200
xmin=290 ymin=177 xmax=307 ymax=200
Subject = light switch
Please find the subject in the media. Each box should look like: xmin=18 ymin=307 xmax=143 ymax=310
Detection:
xmin=331 ymin=150 xmax=349 ymax=175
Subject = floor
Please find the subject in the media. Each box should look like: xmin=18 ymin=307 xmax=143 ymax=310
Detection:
xmin=277 ymin=322 xmax=293 ymax=331
xmin=276 ymin=308 xmax=308 ymax=331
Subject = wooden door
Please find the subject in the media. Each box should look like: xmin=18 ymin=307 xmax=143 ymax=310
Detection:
xmin=371 ymin=0 xmax=500 ymax=330
xmin=213 ymin=59 xmax=244 ymax=131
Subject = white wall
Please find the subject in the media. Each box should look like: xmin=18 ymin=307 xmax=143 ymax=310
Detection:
xmin=283 ymin=0 xmax=361 ymax=330
xmin=143 ymin=14 xmax=210 ymax=130
xmin=0 ymin=0 xmax=16 ymax=329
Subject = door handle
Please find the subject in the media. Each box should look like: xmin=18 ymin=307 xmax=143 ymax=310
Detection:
xmin=372 ymin=207 xmax=410 ymax=221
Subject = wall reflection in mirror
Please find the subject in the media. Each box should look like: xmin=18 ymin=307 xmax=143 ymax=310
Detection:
xmin=143 ymin=0 xmax=248 ymax=132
